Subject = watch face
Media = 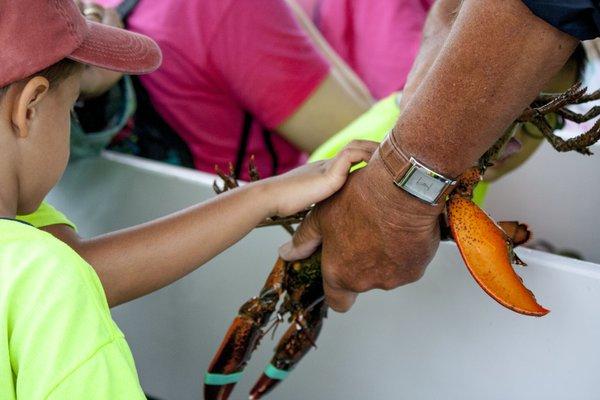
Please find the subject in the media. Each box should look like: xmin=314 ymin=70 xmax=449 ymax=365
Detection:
xmin=402 ymin=168 xmax=446 ymax=203
xmin=398 ymin=158 xmax=454 ymax=204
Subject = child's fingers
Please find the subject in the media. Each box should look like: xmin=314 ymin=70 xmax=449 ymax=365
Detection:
xmin=339 ymin=140 xmax=379 ymax=157
xmin=278 ymin=211 xmax=322 ymax=261
xmin=331 ymin=140 xmax=379 ymax=174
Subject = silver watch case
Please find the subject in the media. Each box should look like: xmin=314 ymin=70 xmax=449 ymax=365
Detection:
xmin=396 ymin=157 xmax=456 ymax=205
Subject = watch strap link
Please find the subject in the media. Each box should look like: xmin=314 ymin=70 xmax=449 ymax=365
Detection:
xmin=379 ymin=134 xmax=412 ymax=182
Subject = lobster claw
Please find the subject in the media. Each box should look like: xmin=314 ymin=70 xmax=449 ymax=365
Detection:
xmin=447 ymin=196 xmax=549 ymax=316
xmin=204 ymin=258 xmax=286 ymax=400
xmin=249 ymin=296 xmax=327 ymax=399
xmin=204 ymin=315 xmax=264 ymax=400
xmin=205 ymin=253 xmax=326 ymax=400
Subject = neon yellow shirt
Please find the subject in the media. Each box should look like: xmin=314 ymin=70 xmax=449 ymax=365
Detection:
xmin=0 ymin=219 xmax=145 ymax=399
xmin=16 ymin=202 xmax=76 ymax=230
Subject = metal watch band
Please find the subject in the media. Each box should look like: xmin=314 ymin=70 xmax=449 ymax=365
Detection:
xmin=379 ymin=136 xmax=457 ymax=205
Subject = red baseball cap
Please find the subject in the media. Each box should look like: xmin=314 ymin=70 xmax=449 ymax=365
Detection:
xmin=0 ymin=0 xmax=162 ymax=88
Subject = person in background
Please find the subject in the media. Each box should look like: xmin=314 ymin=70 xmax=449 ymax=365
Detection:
xmin=70 ymin=1 xmax=136 ymax=161
xmin=296 ymin=0 xmax=434 ymax=99
xmin=95 ymin=0 xmax=374 ymax=180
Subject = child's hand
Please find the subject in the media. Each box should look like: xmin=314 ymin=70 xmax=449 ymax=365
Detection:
xmin=265 ymin=140 xmax=378 ymax=217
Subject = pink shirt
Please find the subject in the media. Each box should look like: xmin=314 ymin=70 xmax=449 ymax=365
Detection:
xmin=298 ymin=0 xmax=434 ymax=99
xmin=103 ymin=0 xmax=330 ymax=179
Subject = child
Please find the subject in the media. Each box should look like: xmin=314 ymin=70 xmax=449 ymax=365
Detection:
xmin=0 ymin=1 xmax=376 ymax=398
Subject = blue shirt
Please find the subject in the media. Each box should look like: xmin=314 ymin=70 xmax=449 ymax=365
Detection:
xmin=522 ymin=0 xmax=600 ymax=40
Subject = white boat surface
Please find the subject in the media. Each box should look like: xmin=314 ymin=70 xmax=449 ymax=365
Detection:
xmin=48 ymin=152 xmax=600 ymax=400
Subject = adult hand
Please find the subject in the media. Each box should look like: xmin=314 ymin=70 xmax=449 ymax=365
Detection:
xmin=75 ymin=1 xmax=125 ymax=99
xmin=279 ymin=150 xmax=443 ymax=312
xmin=280 ymin=0 xmax=577 ymax=313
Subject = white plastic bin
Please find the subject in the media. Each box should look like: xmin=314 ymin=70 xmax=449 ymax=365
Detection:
xmin=48 ymin=152 xmax=600 ymax=400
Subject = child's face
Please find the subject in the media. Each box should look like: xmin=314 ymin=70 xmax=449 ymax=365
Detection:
xmin=18 ymin=72 xmax=82 ymax=213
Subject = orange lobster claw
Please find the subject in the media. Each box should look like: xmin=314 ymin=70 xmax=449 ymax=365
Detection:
xmin=447 ymin=196 xmax=549 ymax=316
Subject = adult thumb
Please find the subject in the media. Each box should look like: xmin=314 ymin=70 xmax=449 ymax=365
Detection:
xmin=278 ymin=211 xmax=322 ymax=261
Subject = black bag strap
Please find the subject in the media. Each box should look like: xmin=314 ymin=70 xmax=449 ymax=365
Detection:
xmin=261 ymin=130 xmax=279 ymax=176
xmin=234 ymin=113 xmax=279 ymax=178
xmin=234 ymin=113 xmax=254 ymax=177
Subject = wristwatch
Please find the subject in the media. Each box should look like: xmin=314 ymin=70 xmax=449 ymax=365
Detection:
xmin=379 ymin=136 xmax=456 ymax=206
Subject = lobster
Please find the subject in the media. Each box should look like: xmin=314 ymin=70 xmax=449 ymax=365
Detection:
xmin=204 ymin=82 xmax=600 ymax=399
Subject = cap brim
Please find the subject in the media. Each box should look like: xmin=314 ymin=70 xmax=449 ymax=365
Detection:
xmin=68 ymin=21 xmax=162 ymax=74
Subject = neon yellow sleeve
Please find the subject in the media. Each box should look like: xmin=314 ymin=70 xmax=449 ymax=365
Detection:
xmin=309 ymin=92 xmax=489 ymax=206
xmin=16 ymin=202 xmax=77 ymax=231
xmin=308 ymin=92 xmax=401 ymax=163
xmin=46 ymin=341 xmax=145 ymax=400
xmin=471 ymin=181 xmax=489 ymax=207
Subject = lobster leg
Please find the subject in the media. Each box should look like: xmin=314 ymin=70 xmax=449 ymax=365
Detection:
xmin=204 ymin=258 xmax=286 ymax=400
xmin=497 ymin=221 xmax=531 ymax=247
xmin=249 ymin=295 xmax=328 ymax=399
xmin=497 ymin=221 xmax=530 ymax=266
xmin=533 ymin=114 xmax=600 ymax=155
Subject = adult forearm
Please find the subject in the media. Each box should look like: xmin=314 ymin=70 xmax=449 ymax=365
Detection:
xmin=392 ymin=0 xmax=578 ymax=177
xmin=400 ymin=0 xmax=460 ymax=109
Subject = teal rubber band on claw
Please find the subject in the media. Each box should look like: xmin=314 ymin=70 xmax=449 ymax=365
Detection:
xmin=264 ymin=364 xmax=290 ymax=380
xmin=204 ymin=371 xmax=243 ymax=385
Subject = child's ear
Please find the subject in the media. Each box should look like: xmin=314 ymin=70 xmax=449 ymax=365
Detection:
xmin=12 ymin=76 xmax=50 ymax=138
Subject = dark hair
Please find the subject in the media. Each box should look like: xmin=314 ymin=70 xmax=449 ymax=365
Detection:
xmin=0 ymin=58 xmax=82 ymax=99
